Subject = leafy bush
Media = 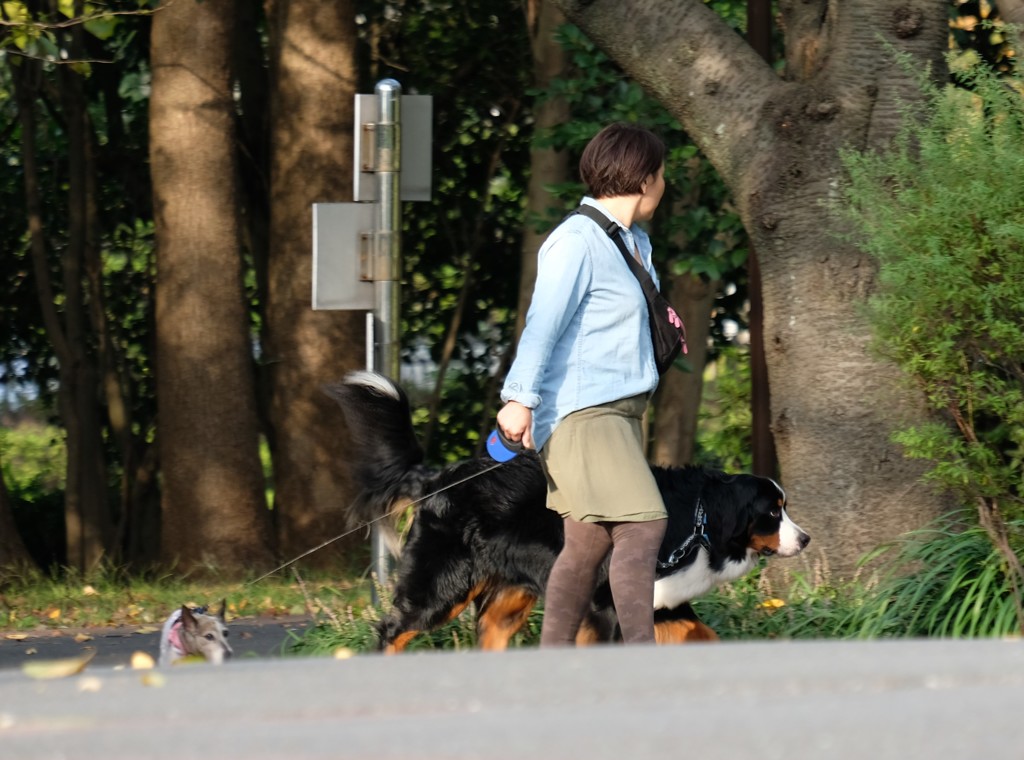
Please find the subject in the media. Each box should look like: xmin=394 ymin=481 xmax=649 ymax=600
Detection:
xmin=694 ymin=346 xmax=753 ymax=472
xmin=840 ymin=58 xmax=1024 ymax=631
xmin=1 ymin=422 xmax=67 ymax=567
xmin=842 ymin=513 xmax=1024 ymax=638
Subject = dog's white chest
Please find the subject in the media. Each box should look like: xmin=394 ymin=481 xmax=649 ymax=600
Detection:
xmin=653 ymin=550 xmax=756 ymax=610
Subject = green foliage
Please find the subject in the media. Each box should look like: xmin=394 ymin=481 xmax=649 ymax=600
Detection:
xmin=841 ymin=514 xmax=1024 ymax=638
xmin=694 ymin=346 xmax=753 ymax=472
xmin=0 ymin=422 xmax=66 ymax=499
xmin=840 ymin=61 xmax=1024 ymax=527
xmin=1 ymin=422 xmax=66 ymax=568
xmin=359 ymin=0 xmax=533 ymax=463
xmin=696 ymin=513 xmax=1024 ymax=641
xmin=949 ymin=2 xmax=1019 ymax=75
xmin=3 ymin=1 xmax=169 ymax=568
xmin=545 ymin=22 xmax=749 ymax=290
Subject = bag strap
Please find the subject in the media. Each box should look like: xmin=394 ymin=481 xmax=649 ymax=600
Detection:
xmin=572 ymin=204 xmax=663 ymax=302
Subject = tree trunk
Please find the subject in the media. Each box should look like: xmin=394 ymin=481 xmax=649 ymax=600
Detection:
xmin=746 ymin=0 xmax=778 ymax=478
xmin=150 ymin=0 xmax=273 ymax=574
xmin=12 ymin=30 xmax=111 ymax=573
xmin=516 ymin=0 xmax=571 ymax=339
xmin=264 ymin=0 xmax=364 ymax=566
xmin=553 ymin=0 xmax=952 ymax=578
xmin=650 ymin=271 xmax=718 ymax=466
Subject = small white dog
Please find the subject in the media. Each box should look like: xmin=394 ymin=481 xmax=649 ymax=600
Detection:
xmin=158 ymin=601 xmax=232 ymax=666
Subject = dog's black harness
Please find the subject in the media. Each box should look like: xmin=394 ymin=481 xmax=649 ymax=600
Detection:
xmin=657 ymin=497 xmax=711 ymax=571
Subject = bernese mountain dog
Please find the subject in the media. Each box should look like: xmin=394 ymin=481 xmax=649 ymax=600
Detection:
xmin=326 ymin=371 xmax=810 ymax=653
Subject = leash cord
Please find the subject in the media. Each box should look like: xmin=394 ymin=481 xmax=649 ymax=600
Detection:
xmin=246 ymin=459 xmax=508 ymax=586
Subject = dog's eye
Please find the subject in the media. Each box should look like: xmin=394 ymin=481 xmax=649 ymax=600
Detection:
xmin=769 ymin=508 xmax=781 ymax=519
xmin=205 ymin=633 xmax=215 ymax=641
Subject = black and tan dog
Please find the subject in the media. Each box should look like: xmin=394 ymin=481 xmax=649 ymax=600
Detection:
xmin=327 ymin=371 xmax=810 ymax=652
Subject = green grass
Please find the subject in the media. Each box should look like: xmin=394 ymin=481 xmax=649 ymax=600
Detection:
xmin=293 ymin=512 xmax=1024 ymax=654
xmin=8 ymin=509 xmax=1019 ymax=655
xmin=0 ymin=562 xmax=371 ymax=632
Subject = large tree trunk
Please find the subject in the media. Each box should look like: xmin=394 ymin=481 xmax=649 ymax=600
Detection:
xmin=150 ymin=0 xmax=274 ymax=574
xmin=554 ymin=0 xmax=952 ymax=578
xmin=264 ymin=0 xmax=364 ymax=566
xmin=516 ymin=0 xmax=571 ymax=339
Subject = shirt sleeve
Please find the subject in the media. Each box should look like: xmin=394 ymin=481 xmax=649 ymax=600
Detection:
xmin=501 ymin=228 xmax=593 ymax=409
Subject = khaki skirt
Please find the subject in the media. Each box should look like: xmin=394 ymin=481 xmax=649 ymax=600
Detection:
xmin=538 ymin=395 xmax=667 ymax=523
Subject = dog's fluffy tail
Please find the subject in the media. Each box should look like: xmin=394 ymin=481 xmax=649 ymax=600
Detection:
xmin=323 ymin=371 xmax=433 ymax=553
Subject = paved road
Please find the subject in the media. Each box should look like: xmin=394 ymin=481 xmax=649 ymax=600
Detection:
xmin=0 ymin=637 xmax=1021 ymax=759
xmin=0 ymin=616 xmax=311 ymax=670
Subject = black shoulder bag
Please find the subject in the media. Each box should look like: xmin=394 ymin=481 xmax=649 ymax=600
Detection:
xmin=573 ymin=204 xmax=687 ymax=374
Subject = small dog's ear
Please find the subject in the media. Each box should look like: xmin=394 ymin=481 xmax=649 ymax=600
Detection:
xmin=216 ymin=599 xmax=228 ymax=621
xmin=180 ymin=605 xmax=198 ymax=632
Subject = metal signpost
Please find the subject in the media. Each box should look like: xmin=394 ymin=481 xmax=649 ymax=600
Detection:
xmin=312 ymin=79 xmax=432 ymax=598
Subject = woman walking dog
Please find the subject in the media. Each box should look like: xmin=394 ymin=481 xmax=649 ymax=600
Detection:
xmin=497 ymin=122 xmax=672 ymax=646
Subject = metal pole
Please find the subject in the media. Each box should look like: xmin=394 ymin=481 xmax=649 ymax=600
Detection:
xmin=370 ymin=79 xmax=402 ymax=595
xmin=374 ymin=79 xmax=402 ymax=380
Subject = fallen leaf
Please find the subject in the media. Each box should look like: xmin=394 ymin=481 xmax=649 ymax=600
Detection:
xmin=333 ymin=647 xmax=355 ymax=660
xmin=130 ymin=651 xmax=155 ymax=670
xmin=74 ymin=633 xmax=93 ymax=643
xmin=47 ymin=609 xmax=62 ymax=620
xmin=78 ymin=676 xmax=103 ymax=692
xmin=82 ymin=585 xmax=99 ymax=596
xmin=21 ymin=651 xmax=95 ymax=680
xmin=134 ymin=626 xmax=159 ymax=634
xmin=5 ymin=633 xmax=28 ymax=641
xmin=759 ymin=598 xmax=787 ymax=610
xmin=140 ymin=671 xmax=166 ymax=688
xmin=24 ymin=648 xmax=37 ymax=656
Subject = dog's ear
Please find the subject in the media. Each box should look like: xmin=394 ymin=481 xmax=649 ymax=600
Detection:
xmin=180 ymin=605 xmax=198 ymax=632
xmin=705 ymin=474 xmax=758 ymax=546
xmin=216 ymin=599 xmax=228 ymax=621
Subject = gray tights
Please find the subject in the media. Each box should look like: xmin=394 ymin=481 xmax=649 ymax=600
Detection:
xmin=540 ymin=516 xmax=667 ymax=647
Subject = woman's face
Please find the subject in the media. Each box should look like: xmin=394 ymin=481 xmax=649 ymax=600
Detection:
xmin=636 ymin=164 xmax=665 ymax=222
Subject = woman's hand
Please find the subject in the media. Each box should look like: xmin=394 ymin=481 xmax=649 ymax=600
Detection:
xmin=497 ymin=401 xmax=535 ymax=450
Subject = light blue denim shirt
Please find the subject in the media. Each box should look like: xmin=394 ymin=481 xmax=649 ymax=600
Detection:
xmin=501 ymin=197 xmax=660 ymax=450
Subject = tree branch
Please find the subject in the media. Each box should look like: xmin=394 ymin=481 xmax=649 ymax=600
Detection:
xmin=549 ymin=0 xmax=784 ymax=188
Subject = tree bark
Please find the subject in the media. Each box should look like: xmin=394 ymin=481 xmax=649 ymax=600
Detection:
xmin=150 ymin=0 xmax=274 ymax=574
xmin=746 ymin=0 xmax=778 ymax=478
xmin=516 ymin=0 xmax=571 ymax=339
xmin=264 ymin=0 xmax=364 ymax=565
xmin=650 ymin=271 xmax=718 ymax=466
xmin=11 ymin=26 xmax=111 ymax=572
xmin=553 ymin=0 xmax=952 ymax=578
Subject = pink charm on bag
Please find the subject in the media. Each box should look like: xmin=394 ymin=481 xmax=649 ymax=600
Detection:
xmin=666 ymin=306 xmax=688 ymax=354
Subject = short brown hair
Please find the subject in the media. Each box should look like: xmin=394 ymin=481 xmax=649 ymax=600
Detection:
xmin=578 ymin=123 xmax=665 ymax=198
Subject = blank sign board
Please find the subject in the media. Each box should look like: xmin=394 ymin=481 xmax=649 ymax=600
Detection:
xmin=311 ymin=202 xmax=375 ymax=311
xmin=353 ymin=94 xmax=433 ymax=203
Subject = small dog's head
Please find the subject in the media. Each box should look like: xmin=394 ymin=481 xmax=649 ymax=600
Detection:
xmin=178 ymin=600 xmax=232 ymax=664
